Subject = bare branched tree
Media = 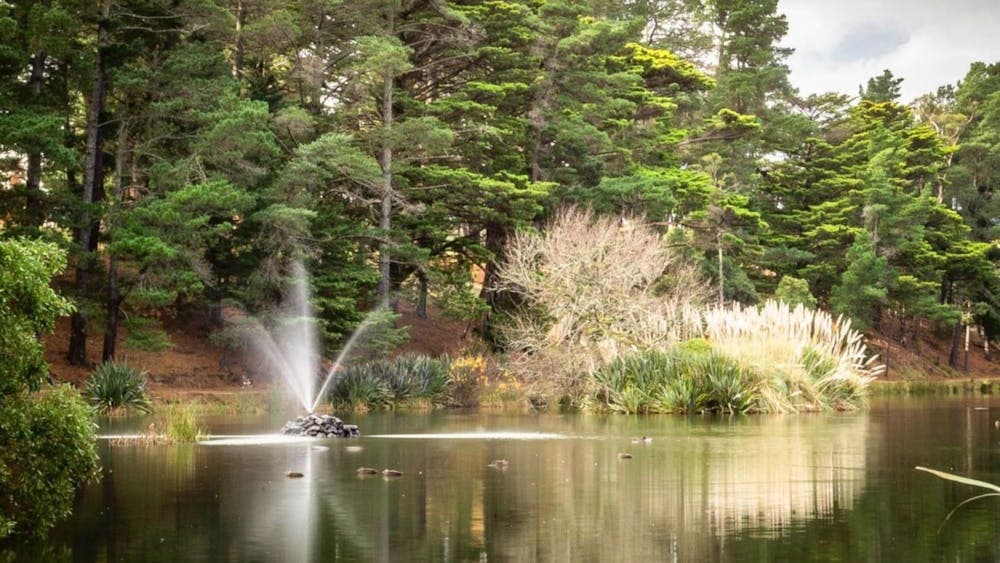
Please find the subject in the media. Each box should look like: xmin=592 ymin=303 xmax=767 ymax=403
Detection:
xmin=497 ymin=207 xmax=708 ymax=405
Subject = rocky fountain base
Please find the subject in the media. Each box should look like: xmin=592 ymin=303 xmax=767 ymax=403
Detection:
xmin=281 ymin=414 xmax=360 ymax=438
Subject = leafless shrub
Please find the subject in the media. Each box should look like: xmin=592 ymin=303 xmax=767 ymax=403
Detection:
xmin=497 ymin=207 xmax=708 ymax=405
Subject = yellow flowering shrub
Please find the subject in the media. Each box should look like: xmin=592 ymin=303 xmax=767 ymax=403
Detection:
xmin=479 ymin=370 xmax=525 ymax=409
xmin=448 ymin=355 xmax=488 ymax=407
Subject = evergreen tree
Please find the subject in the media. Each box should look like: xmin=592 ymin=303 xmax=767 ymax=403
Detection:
xmin=831 ymin=232 xmax=888 ymax=331
xmin=860 ymin=69 xmax=904 ymax=103
xmin=938 ymin=62 xmax=1000 ymax=357
xmin=0 ymin=0 xmax=82 ymax=231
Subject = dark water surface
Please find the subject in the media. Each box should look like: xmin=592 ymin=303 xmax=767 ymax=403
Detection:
xmin=8 ymin=396 xmax=1000 ymax=562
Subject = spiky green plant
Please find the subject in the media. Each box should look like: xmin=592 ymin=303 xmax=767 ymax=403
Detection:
xmin=328 ymin=366 xmax=391 ymax=410
xmin=699 ymin=353 xmax=759 ymax=414
xmin=654 ymin=372 xmax=707 ymax=414
xmin=400 ymin=354 xmax=451 ymax=398
xmin=381 ymin=362 xmax=415 ymax=403
xmin=592 ymin=351 xmax=664 ymax=413
xmin=618 ymin=385 xmax=650 ymax=414
xmin=593 ymin=346 xmax=762 ymax=414
xmin=328 ymin=355 xmax=451 ymax=409
xmin=85 ymin=361 xmax=152 ymax=414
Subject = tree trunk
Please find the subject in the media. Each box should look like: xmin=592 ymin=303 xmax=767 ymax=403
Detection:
xmin=103 ymin=252 xmax=119 ymax=362
xmin=717 ymin=234 xmax=724 ymax=305
xmin=233 ymin=0 xmax=245 ymax=81
xmin=61 ymin=60 xmax=79 ymax=194
xmin=964 ymin=323 xmax=971 ymax=372
xmin=937 ymin=152 xmax=955 ymax=205
xmin=524 ymin=29 xmax=564 ymax=184
xmin=376 ymin=8 xmax=395 ymax=307
xmin=103 ymin=122 xmax=128 ymax=361
xmin=883 ymin=341 xmax=890 ymax=379
xmin=25 ymin=49 xmax=45 ymax=227
xmin=478 ymin=222 xmax=513 ymax=344
xmin=480 ymin=222 xmax=506 ymax=308
xmin=948 ymin=320 xmax=962 ymax=369
xmin=416 ymin=270 xmax=428 ymax=319
xmin=527 ymin=66 xmax=556 ymax=183
xmin=69 ymin=1 xmax=110 ymax=366
xmin=528 ymin=125 xmax=544 ymax=183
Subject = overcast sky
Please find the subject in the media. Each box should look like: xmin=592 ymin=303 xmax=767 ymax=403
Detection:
xmin=780 ymin=0 xmax=1000 ymax=102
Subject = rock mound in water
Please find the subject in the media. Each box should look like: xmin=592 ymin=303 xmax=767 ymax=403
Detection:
xmin=281 ymin=414 xmax=360 ymax=438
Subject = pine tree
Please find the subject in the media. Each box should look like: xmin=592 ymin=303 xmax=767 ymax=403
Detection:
xmin=831 ymin=232 xmax=888 ymax=331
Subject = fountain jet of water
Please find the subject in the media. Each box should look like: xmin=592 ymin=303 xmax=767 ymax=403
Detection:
xmin=281 ymin=261 xmax=319 ymax=410
xmin=309 ymin=312 xmax=381 ymax=413
xmin=244 ymin=259 xmax=320 ymax=413
xmin=248 ymin=259 xmax=387 ymax=414
xmin=249 ymin=323 xmax=312 ymax=412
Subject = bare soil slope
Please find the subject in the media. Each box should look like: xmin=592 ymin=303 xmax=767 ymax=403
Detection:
xmin=43 ymin=314 xmax=247 ymax=393
xmin=43 ymin=302 xmax=473 ymax=395
xmin=870 ymin=329 xmax=1000 ymax=380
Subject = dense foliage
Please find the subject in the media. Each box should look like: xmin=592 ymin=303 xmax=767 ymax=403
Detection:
xmin=588 ymin=301 xmax=879 ymax=414
xmin=0 ymin=1 xmax=996 ymax=373
xmin=0 ymin=239 xmax=97 ymax=538
xmin=593 ymin=345 xmax=758 ymax=414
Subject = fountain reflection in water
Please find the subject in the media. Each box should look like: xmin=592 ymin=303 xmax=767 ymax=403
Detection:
xmin=248 ymin=259 xmax=376 ymax=414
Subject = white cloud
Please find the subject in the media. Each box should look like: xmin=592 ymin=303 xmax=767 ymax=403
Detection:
xmin=780 ymin=0 xmax=1000 ymax=101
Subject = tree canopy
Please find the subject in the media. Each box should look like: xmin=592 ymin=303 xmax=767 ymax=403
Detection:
xmin=0 ymin=0 xmax=996 ymax=367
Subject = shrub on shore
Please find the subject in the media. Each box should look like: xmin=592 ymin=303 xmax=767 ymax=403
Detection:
xmin=494 ymin=210 xmax=881 ymax=413
xmin=592 ymin=347 xmax=759 ymax=414
xmin=591 ymin=302 xmax=881 ymax=414
xmin=329 ymin=367 xmax=390 ymax=411
xmin=395 ymin=354 xmax=451 ymax=399
xmin=328 ymin=354 xmax=451 ymax=410
xmin=0 ymin=239 xmax=98 ymax=538
xmin=477 ymin=370 xmax=526 ymax=409
xmin=702 ymin=301 xmax=881 ymax=412
xmin=497 ymin=208 xmax=708 ymax=406
xmin=447 ymin=355 xmax=487 ymax=407
xmin=85 ymin=361 xmax=153 ymax=415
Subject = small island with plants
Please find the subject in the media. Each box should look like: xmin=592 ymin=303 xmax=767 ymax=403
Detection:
xmin=2 ymin=0 xmax=999 ymax=560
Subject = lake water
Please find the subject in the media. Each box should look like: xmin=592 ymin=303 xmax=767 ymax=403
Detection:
xmin=7 ymin=396 xmax=1000 ymax=561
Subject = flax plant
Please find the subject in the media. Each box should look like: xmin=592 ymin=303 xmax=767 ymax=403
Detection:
xmin=327 ymin=354 xmax=452 ymax=410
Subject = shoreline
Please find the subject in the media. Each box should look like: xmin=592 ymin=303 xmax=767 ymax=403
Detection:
xmin=869 ymin=378 xmax=1000 ymax=395
xmin=126 ymin=378 xmax=1000 ymax=417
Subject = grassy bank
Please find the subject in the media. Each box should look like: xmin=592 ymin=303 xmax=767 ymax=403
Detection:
xmin=869 ymin=379 xmax=1000 ymax=395
xmin=149 ymin=390 xmax=273 ymax=415
xmin=132 ymin=373 xmax=1000 ymax=420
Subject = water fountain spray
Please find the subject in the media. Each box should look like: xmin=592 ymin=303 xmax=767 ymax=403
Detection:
xmin=248 ymin=259 xmax=366 ymax=437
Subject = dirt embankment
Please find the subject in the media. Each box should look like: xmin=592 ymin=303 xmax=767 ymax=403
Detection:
xmin=869 ymin=326 xmax=1000 ymax=380
xmin=43 ymin=301 xmax=473 ymax=397
xmin=43 ymin=313 xmax=247 ymax=397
